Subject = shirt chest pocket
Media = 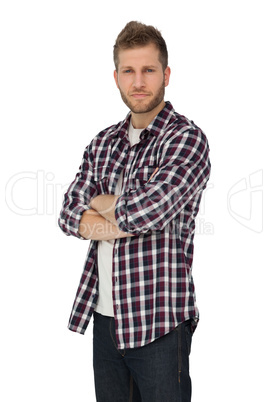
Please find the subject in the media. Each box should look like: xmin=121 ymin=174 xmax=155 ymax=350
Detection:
xmin=127 ymin=165 xmax=157 ymax=190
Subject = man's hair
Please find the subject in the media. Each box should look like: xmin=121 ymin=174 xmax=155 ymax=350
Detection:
xmin=113 ymin=21 xmax=168 ymax=72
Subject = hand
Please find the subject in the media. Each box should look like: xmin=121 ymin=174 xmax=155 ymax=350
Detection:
xmin=90 ymin=195 xmax=120 ymax=225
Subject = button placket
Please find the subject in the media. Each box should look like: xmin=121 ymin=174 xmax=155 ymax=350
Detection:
xmin=113 ymin=242 xmax=120 ymax=315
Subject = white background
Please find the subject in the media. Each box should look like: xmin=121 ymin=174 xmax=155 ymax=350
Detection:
xmin=1 ymin=0 xmax=267 ymax=401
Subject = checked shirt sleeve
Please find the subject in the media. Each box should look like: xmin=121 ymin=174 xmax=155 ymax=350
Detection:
xmin=115 ymin=128 xmax=211 ymax=234
xmin=58 ymin=145 xmax=97 ymax=239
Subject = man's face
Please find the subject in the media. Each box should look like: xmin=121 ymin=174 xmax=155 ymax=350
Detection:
xmin=114 ymin=44 xmax=170 ymax=115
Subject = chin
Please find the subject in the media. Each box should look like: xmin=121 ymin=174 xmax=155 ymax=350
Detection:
xmin=131 ymin=105 xmax=151 ymax=114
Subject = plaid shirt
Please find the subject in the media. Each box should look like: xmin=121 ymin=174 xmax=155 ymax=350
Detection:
xmin=59 ymin=101 xmax=211 ymax=349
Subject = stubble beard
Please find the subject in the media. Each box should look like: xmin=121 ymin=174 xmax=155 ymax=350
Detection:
xmin=118 ymin=80 xmax=165 ymax=114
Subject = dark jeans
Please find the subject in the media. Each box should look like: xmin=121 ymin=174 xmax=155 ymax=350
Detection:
xmin=93 ymin=312 xmax=193 ymax=402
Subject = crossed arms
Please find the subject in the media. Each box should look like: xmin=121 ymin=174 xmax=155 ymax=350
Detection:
xmin=78 ymin=168 xmax=160 ymax=240
xmin=78 ymin=195 xmax=134 ymax=241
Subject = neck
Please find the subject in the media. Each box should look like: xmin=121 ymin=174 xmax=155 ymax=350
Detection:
xmin=131 ymin=100 xmax=165 ymax=129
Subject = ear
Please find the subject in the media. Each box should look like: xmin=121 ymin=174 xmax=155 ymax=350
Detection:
xmin=114 ymin=70 xmax=119 ymax=89
xmin=164 ymin=66 xmax=171 ymax=87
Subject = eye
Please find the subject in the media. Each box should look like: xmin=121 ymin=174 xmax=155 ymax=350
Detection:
xmin=124 ymin=69 xmax=132 ymax=73
xmin=146 ymin=69 xmax=154 ymax=73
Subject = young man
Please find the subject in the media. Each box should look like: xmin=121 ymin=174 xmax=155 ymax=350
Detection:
xmin=59 ymin=21 xmax=211 ymax=402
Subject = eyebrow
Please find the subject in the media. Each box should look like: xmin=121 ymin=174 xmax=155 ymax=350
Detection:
xmin=119 ymin=65 xmax=158 ymax=71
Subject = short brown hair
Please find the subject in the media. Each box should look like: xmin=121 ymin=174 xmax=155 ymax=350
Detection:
xmin=113 ymin=21 xmax=168 ymax=71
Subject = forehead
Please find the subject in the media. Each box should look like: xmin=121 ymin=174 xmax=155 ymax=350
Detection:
xmin=117 ymin=43 xmax=161 ymax=68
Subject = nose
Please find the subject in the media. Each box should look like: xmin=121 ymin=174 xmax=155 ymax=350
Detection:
xmin=132 ymin=72 xmax=145 ymax=89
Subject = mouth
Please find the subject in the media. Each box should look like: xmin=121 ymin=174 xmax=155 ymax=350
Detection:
xmin=131 ymin=93 xmax=150 ymax=99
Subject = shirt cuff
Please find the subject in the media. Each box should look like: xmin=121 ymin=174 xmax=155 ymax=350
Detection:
xmin=115 ymin=195 xmax=149 ymax=235
xmin=59 ymin=204 xmax=90 ymax=239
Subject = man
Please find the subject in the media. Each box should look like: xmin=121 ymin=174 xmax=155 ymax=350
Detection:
xmin=59 ymin=21 xmax=211 ymax=402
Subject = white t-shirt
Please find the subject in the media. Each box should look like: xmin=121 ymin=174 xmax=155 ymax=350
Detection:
xmin=95 ymin=122 xmax=143 ymax=316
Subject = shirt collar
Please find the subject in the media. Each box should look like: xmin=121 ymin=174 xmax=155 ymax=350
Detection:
xmin=116 ymin=101 xmax=176 ymax=141
xmin=145 ymin=101 xmax=176 ymax=137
